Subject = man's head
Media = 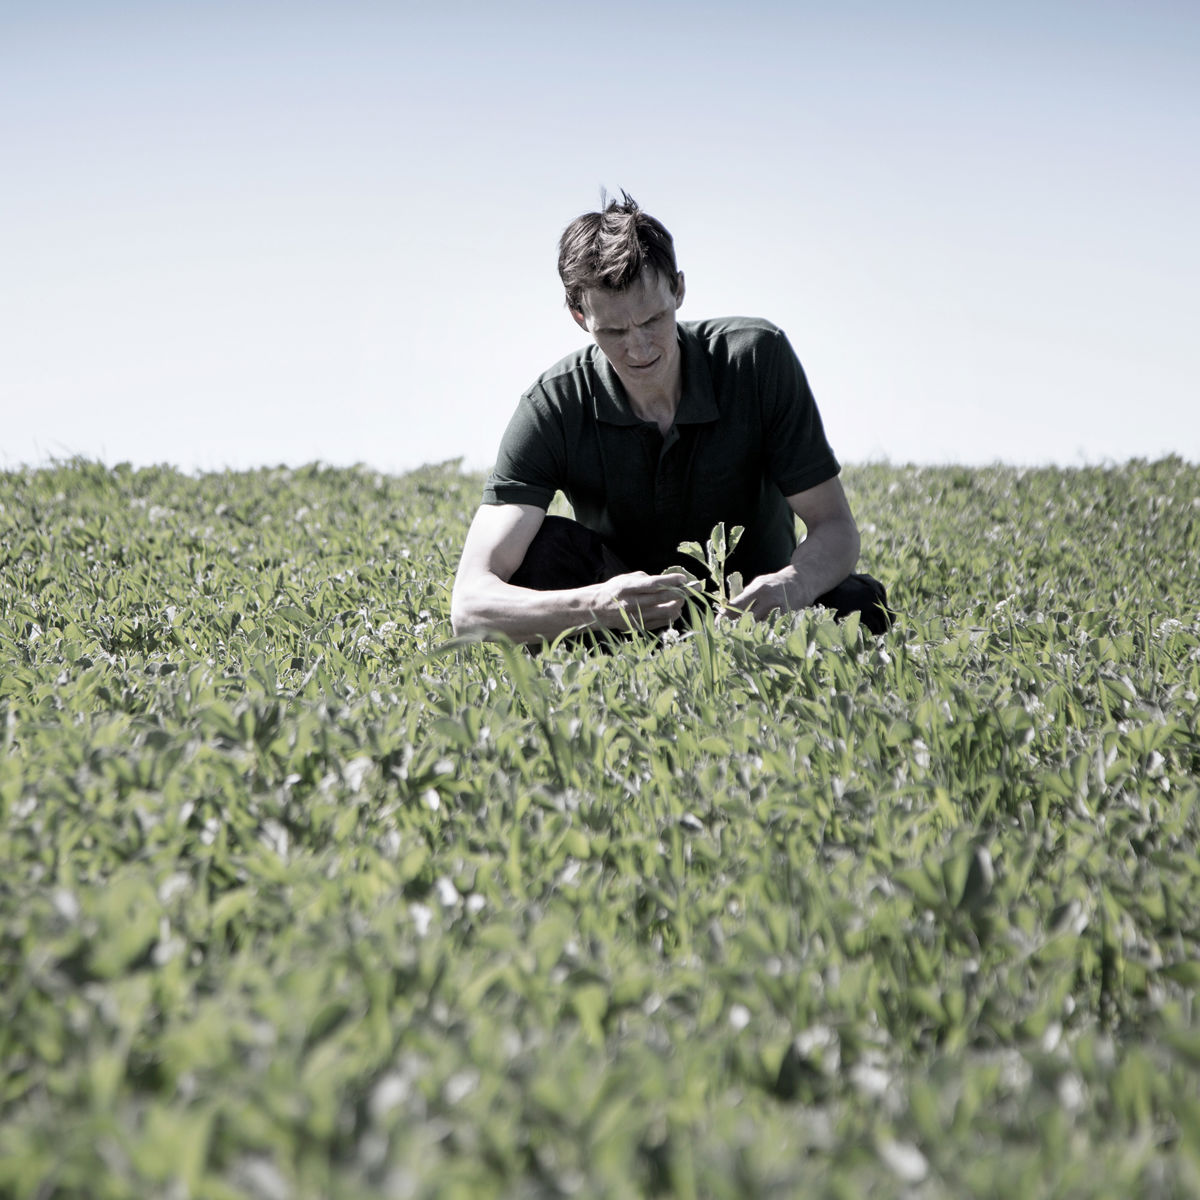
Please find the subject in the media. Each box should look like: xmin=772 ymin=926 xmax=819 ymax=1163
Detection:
xmin=558 ymin=191 xmax=681 ymax=316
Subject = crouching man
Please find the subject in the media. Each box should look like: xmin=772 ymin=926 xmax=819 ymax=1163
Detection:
xmin=451 ymin=192 xmax=890 ymax=644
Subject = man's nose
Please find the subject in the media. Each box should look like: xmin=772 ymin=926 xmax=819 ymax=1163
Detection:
xmin=628 ymin=329 xmax=653 ymax=360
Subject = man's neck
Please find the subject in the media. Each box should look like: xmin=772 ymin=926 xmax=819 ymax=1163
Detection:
xmin=626 ymin=363 xmax=683 ymax=435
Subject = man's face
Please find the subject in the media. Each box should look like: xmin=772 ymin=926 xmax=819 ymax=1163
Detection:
xmin=572 ymin=268 xmax=686 ymax=398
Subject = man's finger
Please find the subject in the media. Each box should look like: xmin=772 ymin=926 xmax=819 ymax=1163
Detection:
xmin=617 ymin=577 xmax=687 ymax=599
xmin=630 ymin=573 xmax=688 ymax=592
xmin=638 ymin=600 xmax=686 ymax=629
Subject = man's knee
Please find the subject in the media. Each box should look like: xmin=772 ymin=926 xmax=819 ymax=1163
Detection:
xmin=508 ymin=515 xmax=628 ymax=591
xmin=814 ymin=573 xmax=893 ymax=635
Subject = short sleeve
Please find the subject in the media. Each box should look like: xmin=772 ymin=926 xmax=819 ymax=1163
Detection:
xmin=481 ymin=386 xmax=565 ymax=509
xmin=761 ymin=327 xmax=840 ymax=496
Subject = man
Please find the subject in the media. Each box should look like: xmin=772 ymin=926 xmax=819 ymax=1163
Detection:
xmin=451 ymin=192 xmax=889 ymax=643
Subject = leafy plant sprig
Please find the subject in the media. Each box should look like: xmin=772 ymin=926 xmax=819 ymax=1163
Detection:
xmin=671 ymin=522 xmax=745 ymax=608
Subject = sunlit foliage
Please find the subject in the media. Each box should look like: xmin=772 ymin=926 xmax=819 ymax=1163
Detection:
xmin=2 ymin=457 xmax=1198 ymax=1197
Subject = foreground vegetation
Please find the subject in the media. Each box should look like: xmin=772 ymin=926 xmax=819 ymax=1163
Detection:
xmin=1 ymin=456 xmax=1199 ymax=1198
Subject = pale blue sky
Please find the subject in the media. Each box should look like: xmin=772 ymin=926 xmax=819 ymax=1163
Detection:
xmin=3 ymin=1 xmax=1197 ymax=474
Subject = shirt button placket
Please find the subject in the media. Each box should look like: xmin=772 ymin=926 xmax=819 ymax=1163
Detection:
xmin=655 ymin=425 xmax=684 ymax=544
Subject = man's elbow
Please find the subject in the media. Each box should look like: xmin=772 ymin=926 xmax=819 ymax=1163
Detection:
xmin=450 ymin=602 xmax=486 ymax=640
xmin=449 ymin=579 xmax=483 ymax=638
xmin=844 ymin=519 xmax=862 ymax=572
xmin=450 ymin=573 xmax=509 ymax=640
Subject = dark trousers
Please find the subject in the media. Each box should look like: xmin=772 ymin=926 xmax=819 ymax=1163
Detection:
xmin=510 ymin=515 xmax=893 ymax=635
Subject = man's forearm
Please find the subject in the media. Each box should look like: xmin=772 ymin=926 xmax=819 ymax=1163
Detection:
xmin=451 ymin=569 xmax=688 ymax=644
xmin=451 ymin=577 xmax=610 ymax=644
xmin=783 ymin=516 xmax=861 ymax=607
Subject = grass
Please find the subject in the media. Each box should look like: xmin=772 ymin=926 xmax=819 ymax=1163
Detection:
xmin=1 ymin=456 xmax=1198 ymax=1198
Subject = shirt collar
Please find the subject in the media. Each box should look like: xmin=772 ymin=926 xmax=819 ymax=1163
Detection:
xmin=589 ymin=322 xmax=719 ymax=427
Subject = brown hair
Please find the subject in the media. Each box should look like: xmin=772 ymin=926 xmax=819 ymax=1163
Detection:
xmin=557 ymin=191 xmax=679 ymax=312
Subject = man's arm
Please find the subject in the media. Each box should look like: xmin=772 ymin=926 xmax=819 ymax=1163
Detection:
xmin=450 ymin=503 xmax=687 ymax=643
xmin=727 ymin=476 xmax=860 ymax=620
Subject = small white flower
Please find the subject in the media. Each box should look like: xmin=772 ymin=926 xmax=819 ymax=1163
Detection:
xmin=850 ymin=1063 xmax=891 ymax=1097
xmin=443 ymin=1070 xmax=479 ymax=1105
xmin=343 ymin=756 xmax=372 ymax=792
xmin=233 ymin=1157 xmax=291 ymax=1200
xmin=160 ymin=873 xmax=193 ymax=902
xmin=1057 ymin=1073 xmax=1086 ymax=1113
xmin=878 ymin=1139 xmax=928 ymax=1183
xmin=259 ymin=819 xmax=289 ymax=859
xmin=369 ymin=1072 xmax=411 ymax=1122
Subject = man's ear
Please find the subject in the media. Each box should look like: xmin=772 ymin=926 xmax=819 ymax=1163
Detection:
xmin=674 ymin=271 xmax=686 ymax=309
xmin=569 ymin=307 xmax=589 ymax=332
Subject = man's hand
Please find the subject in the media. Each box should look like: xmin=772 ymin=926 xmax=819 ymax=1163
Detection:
xmin=725 ymin=567 xmax=808 ymax=621
xmin=590 ymin=572 xmax=689 ymax=631
xmin=722 ymin=477 xmax=861 ymax=623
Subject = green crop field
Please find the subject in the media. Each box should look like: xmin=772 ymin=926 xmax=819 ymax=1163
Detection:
xmin=2 ymin=457 xmax=1199 ymax=1199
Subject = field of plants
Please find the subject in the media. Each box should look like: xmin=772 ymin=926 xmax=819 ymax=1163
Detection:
xmin=2 ymin=455 xmax=1199 ymax=1198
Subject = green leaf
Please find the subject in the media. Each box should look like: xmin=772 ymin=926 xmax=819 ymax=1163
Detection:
xmin=894 ymin=866 xmax=942 ymax=910
xmin=570 ymin=983 xmax=609 ymax=1045
xmin=1161 ymin=960 xmax=1200 ymax=988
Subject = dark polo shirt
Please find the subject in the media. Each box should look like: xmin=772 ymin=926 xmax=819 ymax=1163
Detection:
xmin=482 ymin=317 xmax=840 ymax=581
